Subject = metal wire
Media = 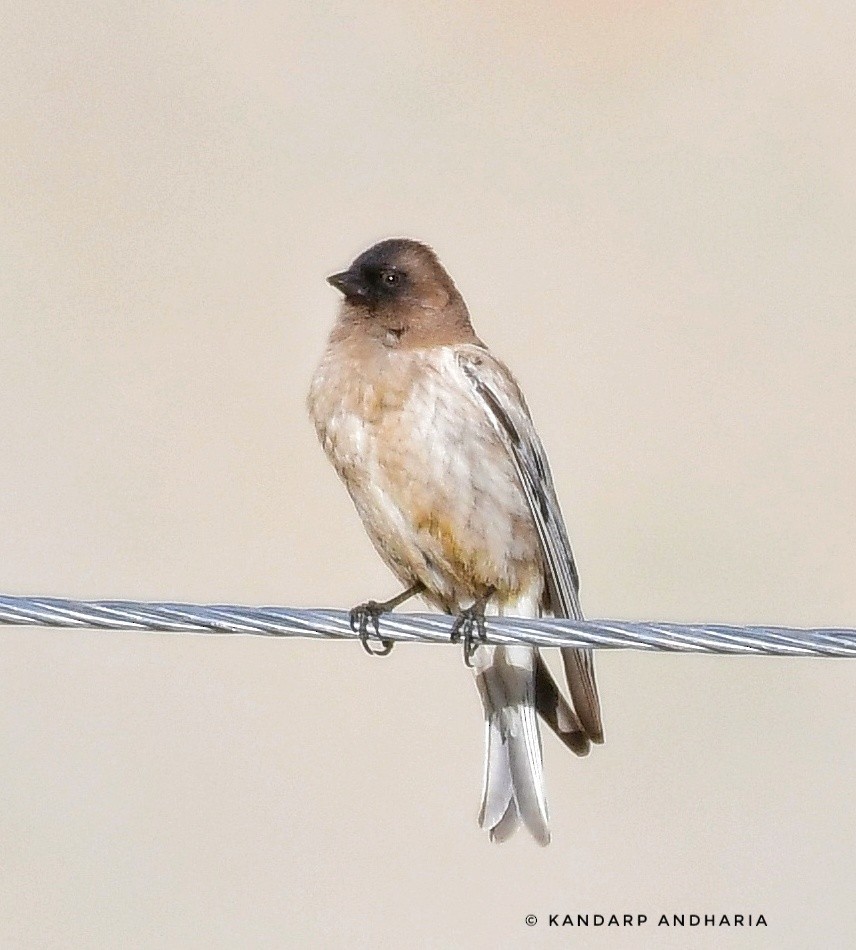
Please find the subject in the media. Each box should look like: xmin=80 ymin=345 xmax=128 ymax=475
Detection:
xmin=0 ymin=594 xmax=853 ymax=656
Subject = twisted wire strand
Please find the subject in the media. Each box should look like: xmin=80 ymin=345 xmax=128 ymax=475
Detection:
xmin=0 ymin=594 xmax=853 ymax=656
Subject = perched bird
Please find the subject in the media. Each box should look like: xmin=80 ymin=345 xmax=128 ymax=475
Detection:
xmin=307 ymin=238 xmax=602 ymax=845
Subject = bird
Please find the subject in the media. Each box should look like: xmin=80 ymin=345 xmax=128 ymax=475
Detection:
xmin=307 ymin=238 xmax=602 ymax=845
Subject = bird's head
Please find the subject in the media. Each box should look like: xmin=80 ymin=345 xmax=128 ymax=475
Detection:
xmin=327 ymin=238 xmax=456 ymax=311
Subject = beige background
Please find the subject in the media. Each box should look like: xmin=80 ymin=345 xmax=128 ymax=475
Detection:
xmin=2 ymin=2 xmax=855 ymax=948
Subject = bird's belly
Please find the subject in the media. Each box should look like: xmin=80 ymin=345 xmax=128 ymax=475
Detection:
xmin=316 ymin=362 xmax=542 ymax=610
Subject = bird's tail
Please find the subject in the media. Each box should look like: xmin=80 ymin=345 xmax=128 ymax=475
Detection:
xmin=472 ymin=642 xmax=550 ymax=846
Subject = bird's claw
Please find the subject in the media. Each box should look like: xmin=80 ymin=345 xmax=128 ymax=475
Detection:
xmin=349 ymin=601 xmax=394 ymax=656
xmin=451 ymin=605 xmax=489 ymax=667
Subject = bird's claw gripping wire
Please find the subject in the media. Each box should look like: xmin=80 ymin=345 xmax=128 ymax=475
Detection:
xmin=348 ymin=582 xmax=425 ymax=657
xmin=451 ymin=588 xmax=495 ymax=667
xmin=349 ymin=601 xmax=395 ymax=656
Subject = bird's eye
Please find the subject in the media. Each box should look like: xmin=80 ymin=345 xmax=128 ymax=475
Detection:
xmin=383 ymin=272 xmax=400 ymax=285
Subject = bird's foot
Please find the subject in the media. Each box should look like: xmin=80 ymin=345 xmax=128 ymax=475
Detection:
xmin=451 ymin=589 xmax=494 ymax=667
xmin=348 ymin=583 xmax=426 ymax=657
xmin=349 ymin=601 xmax=395 ymax=656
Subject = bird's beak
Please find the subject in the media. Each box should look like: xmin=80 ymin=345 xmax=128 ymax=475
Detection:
xmin=327 ymin=270 xmax=369 ymax=300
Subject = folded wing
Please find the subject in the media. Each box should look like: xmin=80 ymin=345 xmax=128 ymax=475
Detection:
xmin=456 ymin=346 xmax=603 ymax=745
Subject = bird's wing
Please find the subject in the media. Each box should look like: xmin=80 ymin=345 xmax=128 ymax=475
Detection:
xmin=455 ymin=346 xmax=603 ymax=744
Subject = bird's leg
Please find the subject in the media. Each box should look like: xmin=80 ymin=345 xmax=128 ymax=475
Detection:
xmin=451 ymin=587 xmax=496 ymax=667
xmin=349 ymin=582 xmax=426 ymax=656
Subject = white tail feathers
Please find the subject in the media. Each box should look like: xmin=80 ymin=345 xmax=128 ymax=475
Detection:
xmin=473 ymin=643 xmax=550 ymax=846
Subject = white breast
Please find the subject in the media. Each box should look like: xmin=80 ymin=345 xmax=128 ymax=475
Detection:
xmin=308 ymin=343 xmax=542 ymax=609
